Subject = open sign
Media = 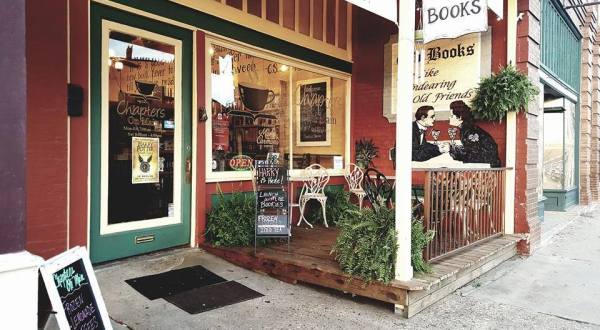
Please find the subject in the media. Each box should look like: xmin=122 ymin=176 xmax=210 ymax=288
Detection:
xmin=229 ymin=155 xmax=253 ymax=171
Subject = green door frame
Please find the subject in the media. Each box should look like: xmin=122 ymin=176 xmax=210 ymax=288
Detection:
xmin=90 ymin=3 xmax=193 ymax=263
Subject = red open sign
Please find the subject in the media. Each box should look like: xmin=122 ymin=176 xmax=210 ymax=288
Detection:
xmin=229 ymin=155 xmax=253 ymax=171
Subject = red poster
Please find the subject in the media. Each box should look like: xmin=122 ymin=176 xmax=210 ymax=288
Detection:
xmin=212 ymin=112 xmax=230 ymax=151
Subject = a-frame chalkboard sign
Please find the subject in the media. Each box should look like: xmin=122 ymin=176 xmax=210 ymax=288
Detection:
xmin=39 ymin=246 xmax=112 ymax=330
xmin=254 ymin=160 xmax=291 ymax=254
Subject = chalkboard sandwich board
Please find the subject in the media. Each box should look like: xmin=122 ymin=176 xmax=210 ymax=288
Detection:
xmin=255 ymin=161 xmax=287 ymax=186
xmin=40 ymin=246 xmax=112 ymax=330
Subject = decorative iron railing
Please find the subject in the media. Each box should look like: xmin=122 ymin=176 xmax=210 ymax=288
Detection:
xmin=421 ymin=168 xmax=506 ymax=261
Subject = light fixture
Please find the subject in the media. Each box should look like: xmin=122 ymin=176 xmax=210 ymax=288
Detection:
xmin=108 ymin=59 xmax=113 ymax=66
xmin=280 ymin=64 xmax=289 ymax=72
xmin=209 ymin=47 xmax=215 ymax=56
xmin=114 ymin=61 xmax=124 ymax=71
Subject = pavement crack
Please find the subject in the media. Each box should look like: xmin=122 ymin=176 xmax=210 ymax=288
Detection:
xmin=536 ymin=311 xmax=600 ymax=327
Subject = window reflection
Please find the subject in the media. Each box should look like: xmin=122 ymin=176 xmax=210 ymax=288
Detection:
xmin=107 ymin=31 xmax=177 ymax=224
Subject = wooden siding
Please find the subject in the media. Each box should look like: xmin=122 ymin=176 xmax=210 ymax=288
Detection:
xmin=541 ymin=0 xmax=582 ymax=90
xmin=202 ymin=0 xmax=351 ymax=58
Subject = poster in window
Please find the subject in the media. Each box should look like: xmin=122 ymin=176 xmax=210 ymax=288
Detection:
xmin=296 ymin=78 xmax=331 ymax=146
xmin=132 ymin=137 xmax=160 ymax=184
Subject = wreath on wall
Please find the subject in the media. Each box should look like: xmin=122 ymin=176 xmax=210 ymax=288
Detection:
xmin=471 ymin=65 xmax=539 ymax=122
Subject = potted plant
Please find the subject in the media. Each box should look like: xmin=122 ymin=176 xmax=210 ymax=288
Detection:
xmin=470 ymin=65 xmax=539 ymax=122
xmin=355 ymin=138 xmax=379 ymax=169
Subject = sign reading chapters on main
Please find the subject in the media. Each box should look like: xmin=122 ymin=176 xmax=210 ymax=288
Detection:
xmin=39 ymin=246 xmax=112 ymax=330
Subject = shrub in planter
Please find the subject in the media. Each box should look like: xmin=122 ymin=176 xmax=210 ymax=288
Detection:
xmin=206 ymin=191 xmax=255 ymax=247
xmin=355 ymin=138 xmax=379 ymax=169
xmin=471 ymin=65 xmax=539 ymax=122
xmin=332 ymin=206 xmax=435 ymax=283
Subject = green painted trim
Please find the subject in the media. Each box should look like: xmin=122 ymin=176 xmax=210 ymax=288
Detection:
xmin=538 ymin=199 xmax=545 ymax=221
xmin=549 ymin=0 xmax=583 ymax=39
xmin=543 ymin=188 xmax=578 ymax=211
xmin=90 ymin=3 xmax=193 ymax=263
xmin=108 ymin=0 xmax=352 ymax=74
xmin=540 ymin=65 xmax=579 ymax=96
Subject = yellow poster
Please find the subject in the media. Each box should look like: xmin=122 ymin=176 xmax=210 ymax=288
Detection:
xmin=132 ymin=137 xmax=160 ymax=184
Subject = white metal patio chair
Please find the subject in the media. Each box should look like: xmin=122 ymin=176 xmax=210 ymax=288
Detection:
xmin=297 ymin=164 xmax=330 ymax=228
xmin=344 ymin=163 xmax=366 ymax=209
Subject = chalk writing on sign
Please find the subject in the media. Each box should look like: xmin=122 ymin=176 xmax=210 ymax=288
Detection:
xmin=257 ymin=190 xmax=287 ymax=210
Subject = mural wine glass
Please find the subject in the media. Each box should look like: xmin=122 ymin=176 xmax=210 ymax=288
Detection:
xmin=431 ymin=129 xmax=441 ymax=145
xmin=448 ymin=127 xmax=458 ymax=145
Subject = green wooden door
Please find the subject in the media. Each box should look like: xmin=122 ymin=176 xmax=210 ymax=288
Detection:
xmin=90 ymin=4 xmax=193 ymax=263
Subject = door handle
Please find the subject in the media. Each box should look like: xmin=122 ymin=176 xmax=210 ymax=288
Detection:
xmin=186 ymin=156 xmax=192 ymax=184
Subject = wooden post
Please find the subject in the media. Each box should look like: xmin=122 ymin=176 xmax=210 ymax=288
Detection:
xmin=394 ymin=0 xmax=415 ymax=283
xmin=504 ymin=0 xmax=517 ymax=235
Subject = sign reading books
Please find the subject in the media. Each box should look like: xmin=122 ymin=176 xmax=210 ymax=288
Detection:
xmin=132 ymin=136 xmax=160 ymax=184
xmin=383 ymin=31 xmax=491 ymax=122
xmin=422 ymin=0 xmax=488 ymax=43
xmin=254 ymin=161 xmax=290 ymax=239
xmin=39 ymin=247 xmax=111 ymax=330
xmin=296 ymin=78 xmax=331 ymax=146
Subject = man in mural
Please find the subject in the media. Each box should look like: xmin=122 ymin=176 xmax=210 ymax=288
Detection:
xmin=448 ymin=100 xmax=501 ymax=167
xmin=413 ymin=105 xmax=448 ymax=161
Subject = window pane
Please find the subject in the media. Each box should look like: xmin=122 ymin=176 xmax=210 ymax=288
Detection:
xmin=543 ymin=112 xmax=564 ymax=190
xmin=210 ymin=45 xmax=290 ymax=171
xmin=107 ymin=32 xmax=176 ymax=224
xmin=291 ymin=68 xmax=347 ymax=170
xmin=564 ymin=101 xmax=576 ymax=189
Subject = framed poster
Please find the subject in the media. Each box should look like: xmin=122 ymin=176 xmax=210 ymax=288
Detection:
xmin=39 ymin=247 xmax=112 ymax=330
xmin=131 ymin=136 xmax=160 ymax=184
xmin=296 ymin=78 xmax=331 ymax=146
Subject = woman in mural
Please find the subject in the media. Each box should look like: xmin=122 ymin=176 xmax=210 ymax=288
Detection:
xmin=448 ymin=100 xmax=501 ymax=168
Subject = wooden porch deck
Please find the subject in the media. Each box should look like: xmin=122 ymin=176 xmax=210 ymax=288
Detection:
xmin=202 ymin=226 xmax=521 ymax=318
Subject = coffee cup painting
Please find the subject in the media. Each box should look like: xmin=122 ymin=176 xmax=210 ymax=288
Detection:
xmin=238 ymin=82 xmax=276 ymax=112
xmin=412 ymin=101 xmax=501 ymax=168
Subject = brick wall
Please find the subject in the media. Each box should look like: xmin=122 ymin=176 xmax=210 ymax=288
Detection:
xmin=579 ymin=13 xmax=599 ymax=205
xmin=25 ymin=0 xmax=69 ymax=259
xmin=515 ymin=0 xmax=542 ymax=254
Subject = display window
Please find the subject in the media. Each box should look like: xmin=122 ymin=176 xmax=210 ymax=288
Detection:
xmin=206 ymin=39 xmax=350 ymax=181
xmin=543 ymin=98 xmax=576 ymax=191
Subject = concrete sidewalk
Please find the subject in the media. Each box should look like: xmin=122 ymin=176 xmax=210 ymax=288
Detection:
xmin=91 ymin=205 xmax=600 ymax=329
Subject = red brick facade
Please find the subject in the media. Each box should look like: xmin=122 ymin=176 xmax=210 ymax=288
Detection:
xmin=25 ymin=0 xmax=69 ymax=259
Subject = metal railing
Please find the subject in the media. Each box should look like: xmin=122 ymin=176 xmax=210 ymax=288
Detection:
xmin=421 ymin=168 xmax=506 ymax=262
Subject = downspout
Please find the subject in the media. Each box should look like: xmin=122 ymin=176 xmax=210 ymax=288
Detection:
xmin=394 ymin=0 xmax=415 ymax=282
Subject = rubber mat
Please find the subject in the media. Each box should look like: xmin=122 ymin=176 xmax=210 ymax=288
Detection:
xmin=164 ymin=281 xmax=263 ymax=314
xmin=125 ymin=265 xmax=226 ymax=300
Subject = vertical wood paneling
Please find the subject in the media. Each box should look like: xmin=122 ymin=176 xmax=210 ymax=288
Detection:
xmin=299 ymin=0 xmax=311 ymax=36
xmin=247 ymin=0 xmax=262 ymax=17
xmin=226 ymin=0 xmax=243 ymax=10
xmin=266 ymin=0 xmax=280 ymax=23
xmin=325 ymin=0 xmax=336 ymax=45
xmin=313 ymin=0 xmax=324 ymax=40
xmin=283 ymin=0 xmax=295 ymax=30
xmin=337 ymin=0 xmax=347 ymax=49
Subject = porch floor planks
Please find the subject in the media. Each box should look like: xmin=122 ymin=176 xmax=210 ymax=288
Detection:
xmin=202 ymin=226 xmax=521 ymax=317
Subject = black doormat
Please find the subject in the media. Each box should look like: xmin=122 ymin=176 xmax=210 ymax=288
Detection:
xmin=125 ymin=265 xmax=226 ymax=300
xmin=164 ymin=281 xmax=263 ymax=314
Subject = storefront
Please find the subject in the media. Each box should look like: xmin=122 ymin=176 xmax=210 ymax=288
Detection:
xmin=58 ymin=0 xmax=353 ymax=263
xmin=537 ymin=0 xmax=582 ymax=213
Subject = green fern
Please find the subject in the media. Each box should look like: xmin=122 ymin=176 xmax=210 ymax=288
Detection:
xmin=471 ymin=65 xmax=539 ymax=122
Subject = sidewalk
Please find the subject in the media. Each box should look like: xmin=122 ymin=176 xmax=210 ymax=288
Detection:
xmin=90 ymin=205 xmax=600 ymax=329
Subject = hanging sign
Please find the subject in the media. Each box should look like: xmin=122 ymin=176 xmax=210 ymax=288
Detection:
xmin=39 ymin=247 xmax=112 ymax=330
xmin=422 ymin=0 xmax=488 ymax=44
xmin=383 ymin=31 xmax=491 ymax=122
xmin=132 ymin=136 xmax=160 ymax=184
xmin=346 ymin=0 xmax=397 ymax=23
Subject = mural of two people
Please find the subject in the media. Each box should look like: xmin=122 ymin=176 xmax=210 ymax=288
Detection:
xmin=412 ymin=100 xmax=501 ymax=167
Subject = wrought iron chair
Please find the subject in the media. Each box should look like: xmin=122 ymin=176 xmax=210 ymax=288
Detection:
xmin=297 ymin=164 xmax=330 ymax=228
xmin=344 ymin=163 xmax=366 ymax=209
xmin=363 ymin=168 xmax=394 ymax=208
